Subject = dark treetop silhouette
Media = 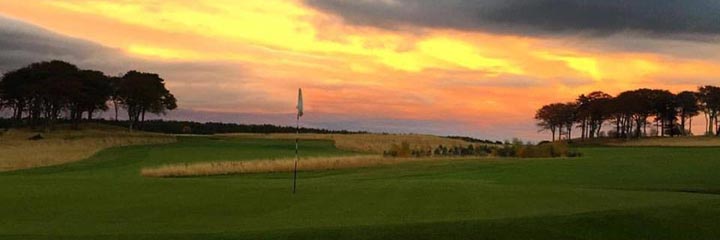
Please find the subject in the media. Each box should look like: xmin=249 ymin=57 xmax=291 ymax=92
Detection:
xmin=536 ymin=86 xmax=720 ymax=141
xmin=0 ymin=60 xmax=176 ymax=131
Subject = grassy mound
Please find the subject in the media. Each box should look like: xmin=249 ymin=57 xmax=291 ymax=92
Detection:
xmin=0 ymin=123 xmax=175 ymax=171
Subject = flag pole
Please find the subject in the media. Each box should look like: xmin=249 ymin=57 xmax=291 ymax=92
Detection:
xmin=293 ymin=114 xmax=299 ymax=194
xmin=293 ymin=88 xmax=303 ymax=194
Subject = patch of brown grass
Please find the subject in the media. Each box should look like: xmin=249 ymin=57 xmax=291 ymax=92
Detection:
xmin=220 ymin=133 xmax=490 ymax=153
xmin=141 ymin=155 xmax=481 ymax=178
xmin=0 ymin=126 xmax=176 ymax=171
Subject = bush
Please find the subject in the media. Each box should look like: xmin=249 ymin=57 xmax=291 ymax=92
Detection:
xmin=385 ymin=141 xmax=412 ymax=158
xmin=386 ymin=139 xmax=580 ymax=159
xmin=492 ymin=140 xmax=581 ymax=158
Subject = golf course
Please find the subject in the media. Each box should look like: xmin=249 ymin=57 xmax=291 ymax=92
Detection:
xmin=2 ymin=135 xmax=720 ymax=239
xmin=4 ymin=2 xmax=720 ymax=239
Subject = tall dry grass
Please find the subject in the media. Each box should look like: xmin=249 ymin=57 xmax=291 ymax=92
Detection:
xmin=221 ymin=133 xmax=489 ymax=153
xmin=0 ymin=127 xmax=176 ymax=171
xmin=141 ymin=155 xmax=480 ymax=178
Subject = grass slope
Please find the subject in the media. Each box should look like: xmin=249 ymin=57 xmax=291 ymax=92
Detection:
xmin=0 ymin=124 xmax=175 ymax=171
xmin=1 ymin=137 xmax=720 ymax=239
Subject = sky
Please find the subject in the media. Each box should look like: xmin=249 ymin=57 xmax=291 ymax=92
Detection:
xmin=1 ymin=0 xmax=720 ymax=140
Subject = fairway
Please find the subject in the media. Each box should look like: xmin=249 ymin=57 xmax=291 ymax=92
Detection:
xmin=2 ymin=137 xmax=720 ymax=239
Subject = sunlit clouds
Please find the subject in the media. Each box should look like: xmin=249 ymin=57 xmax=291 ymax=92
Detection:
xmin=2 ymin=0 xmax=720 ymax=139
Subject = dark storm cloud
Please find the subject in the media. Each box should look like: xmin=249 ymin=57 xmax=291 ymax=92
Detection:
xmin=0 ymin=14 xmax=245 ymax=83
xmin=304 ymin=0 xmax=720 ymax=37
xmin=0 ymin=15 xmax=115 ymax=72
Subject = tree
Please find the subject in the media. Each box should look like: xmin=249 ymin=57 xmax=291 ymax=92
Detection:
xmin=1 ymin=60 xmax=178 ymax=131
xmin=536 ymin=104 xmax=561 ymax=141
xmin=649 ymin=90 xmax=677 ymax=137
xmin=116 ymin=71 xmax=177 ymax=131
xmin=20 ymin=60 xmax=80 ymax=129
xmin=0 ymin=66 xmax=34 ymax=121
xmin=576 ymin=94 xmax=590 ymax=139
xmin=698 ymin=86 xmax=720 ymax=136
xmin=576 ymin=91 xmax=612 ymax=139
xmin=108 ymin=76 xmax=123 ymax=121
xmin=535 ymin=102 xmax=576 ymax=141
xmin=614 ymin=89 xmax=652 ymax=138
xmin=77 ymin=70 xmax=112 ymax=120
xmin=676 ymin=91 xmax=700 ymax=135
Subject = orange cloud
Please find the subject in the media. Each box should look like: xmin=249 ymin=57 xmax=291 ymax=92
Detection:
xmin=2 ymin=0 xmax=720 ymax=139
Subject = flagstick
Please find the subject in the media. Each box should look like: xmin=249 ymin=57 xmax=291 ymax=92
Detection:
xmin=293 ymin=115 xmax=299 ymax=194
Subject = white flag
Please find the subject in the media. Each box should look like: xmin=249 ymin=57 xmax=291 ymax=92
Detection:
xmin=297 ymin=88 xmax=303 ymax=118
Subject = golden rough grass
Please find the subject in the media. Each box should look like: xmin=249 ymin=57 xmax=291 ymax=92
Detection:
xmin=606 ymin=136 xmax=720 ymax=147
xmin=0 ymin=126 xmax=176 ymax=171
xmin=220 ymin=133 xmax=490 ymax=153
xmin=141 ymin=155 xmax=480 ymax=178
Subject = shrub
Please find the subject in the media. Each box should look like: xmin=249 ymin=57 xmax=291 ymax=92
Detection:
xmin=389 ymin=139 xmax=578 ymax=159
xmin=490 ymin=140 xmax=581 ymax=158
xmin=385 ymin=141 xmax=412 ymax=158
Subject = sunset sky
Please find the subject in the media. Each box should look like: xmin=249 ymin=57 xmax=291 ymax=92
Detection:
xmin=1 ymin=0 xmax=720 ymax=140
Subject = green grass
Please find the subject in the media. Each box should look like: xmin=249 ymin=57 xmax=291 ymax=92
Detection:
xmin=1 ymin=137 xmax=720 ymax=239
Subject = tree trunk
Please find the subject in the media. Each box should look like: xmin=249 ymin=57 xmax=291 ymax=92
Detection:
xmin=12 ymin=107 xmax=18 ymax=121
xmin=128 ymin=106 xmax=136 ymax=132
xmin=710 ymin=114 xmax=716 ymax=136
xmin=681 ymin=115 xmax=687 ymax=136
xmin=140 ymin=108 xmax=146 ymax=130
xmin=114 ymin=100 xmax=119 ymax=121
xmin=14 ymin=102 xmax=24 ymax=121
xmin=669 ymin=117 xmax=675 ymax=137
xmin=705 ymin=113 xmax=710 ymax=135
xmin=661 ymin=119 xmax=665 ymax=137
xmin=707 ymin=112 xmax=715 ymax=136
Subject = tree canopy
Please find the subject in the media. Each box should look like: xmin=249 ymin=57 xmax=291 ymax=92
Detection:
xmin=0 ymin=60 xmax=177 ymax=131
xmin=536 ymin=86 xmax=720 ymax=141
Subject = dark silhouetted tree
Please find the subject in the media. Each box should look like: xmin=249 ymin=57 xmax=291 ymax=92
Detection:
xmin=535 ymin=102 xmax=576 ymax=141
xmin=698 ymin=86 xmax=720 ymax=136
xmin=536 ymin=103 xmax=561 ymax=141
xmin=76 ymin=70 xmax=112 ymax=121
xmin=116 ymin=71 xmax=177 ymax=131
xmin=576 ymin=91 xmax=612 ymax=139
xmin=649 ymin=90 xmax=677 ymax=137
xmin=676 ymin=91 xmax=700 ymax=135
xmin=109 ymin=76 xmax=123 ymax=121
xmin=24 ymin=60 xmax=80 ymax=129
xmin=1 ymin=60 xmax=177 ymax=131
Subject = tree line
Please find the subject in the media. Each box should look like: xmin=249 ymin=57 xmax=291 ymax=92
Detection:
xmin=0 ymin=60 xmax=177 ymax=131
xmin=97 ymin=119 xmax=370 ymax=135
xmin=535 ymin=86 xmax=720 ymax=141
